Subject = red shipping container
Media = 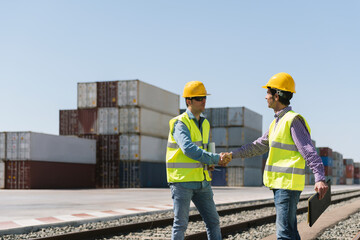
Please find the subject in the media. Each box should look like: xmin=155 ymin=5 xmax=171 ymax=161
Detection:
xmin=318 ymin=147 xmax=333 ymax=157
xmin=78 ymin=108 xmax=98 ymax=134
xmin=346 ymin=165 xmax=354 ymax=178
xmin=324 ymin=166 xmax=332 ymax=176
xmin=97 ymin=81 xmax=118 ymax=107
xmin=59 ymin=109 xmax=79 ymax=135
xmin=5 ymin=160 xmax=95 ymax=189
xmin=98 ymin=135 xmax=119 ymax=162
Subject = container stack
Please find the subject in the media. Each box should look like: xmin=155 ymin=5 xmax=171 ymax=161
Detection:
xmin=180 ymin=107 xmax=263 ymax=187
xmin=354 ymin=162 xmax=360 ymax=184
xmin=332 ymin=151 xmax=344 ymax=185
xmin=60 ymin=80 xmax=179 ymax=188
xmin=317 ymin=147 xmax=333 ymax=183
xmin=344 ymin=158 xmax=354 ymax=185
xmin=0 ymin=132 xmax=96 ymax=189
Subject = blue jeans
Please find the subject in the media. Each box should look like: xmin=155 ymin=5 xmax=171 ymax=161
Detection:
xmin=273 ymin=189 xmax=302 ymax=240
xmin=170 ymin=183 xmax=222 ymax=240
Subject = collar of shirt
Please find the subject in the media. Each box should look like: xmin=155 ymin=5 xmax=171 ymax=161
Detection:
xmin=186 ymin=108 xmax=205 ymax=121
xmin=274 ymin=106 xmax=292 ymax=120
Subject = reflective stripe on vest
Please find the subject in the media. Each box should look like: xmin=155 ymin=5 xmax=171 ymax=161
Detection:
xmin=271 ymin=141 xmax=298 ymax=151
xmin=166 ymin=162 xmax=209 ymax=170
xmin=264 ymin=165 xmax=305 ymax=175
xmin=167 ymin=141 xmax=208 ymax=150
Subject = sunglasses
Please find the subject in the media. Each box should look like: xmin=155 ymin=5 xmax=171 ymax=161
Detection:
xmin=190 ymin=96 xmax=207 ymax=101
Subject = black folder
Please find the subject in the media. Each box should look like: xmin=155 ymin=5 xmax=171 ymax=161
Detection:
xmin=307 ymin=179 xmax=331 ymax=227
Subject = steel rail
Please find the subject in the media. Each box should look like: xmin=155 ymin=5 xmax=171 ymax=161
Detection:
xmin=32 ymin=189 xmax=360 ymax=240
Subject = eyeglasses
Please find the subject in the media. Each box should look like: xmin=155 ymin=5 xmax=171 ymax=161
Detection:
xmin=190 ymin=96 xmax=207 ymax=101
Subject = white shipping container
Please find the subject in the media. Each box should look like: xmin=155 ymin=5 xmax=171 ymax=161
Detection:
xmin=119 ymin=134 xmax=167 ymax=162
xmin=0 ymin=160 xmax=4 ymax=189
xmin=97 ymin=108 xmax=119 ymax=134
xmin=211 ymin=127 xmax=262 ymax=147
xmin=346 ymin=178 xmax=353 ymax=185
xmin=5 ymin=132 xmax=96 ymax=164
xmin=0 ymin=133 xmax=5 ymax=159
xmin=117 ymin=80 xmax=179 ymax=116
xmin=210 ymin=107 xmax=262 ymax=130
xmin=119 ymin=107 xmax=174 ymax=139
xmin=78 ymin=82 xmax=97 ymax=108
xmin=227 ymin=167 xmax=244 ymax=187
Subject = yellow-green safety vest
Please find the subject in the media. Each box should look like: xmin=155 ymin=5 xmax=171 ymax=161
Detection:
xmin=166 ymin=112 xmax=211 ymax=183
xmin=263 ymin=110 xmax=311 ymax=191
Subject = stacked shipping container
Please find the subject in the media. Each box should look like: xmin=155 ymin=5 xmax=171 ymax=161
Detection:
xmin=344 ymin=158 xmax=354 ymax=185
xmin=180 ymin=107 xmax=264 ymax=187
xmin=354 ymin=162 xmax=360 ymax=184
xmin=60 ymin=80 xmax=179 ymax=188
xmin=0 ymin=132 xmax=96 ymax=189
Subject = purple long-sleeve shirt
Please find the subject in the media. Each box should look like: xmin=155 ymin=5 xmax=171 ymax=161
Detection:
xmin=232 ymin=106 xmax=325 ymax=183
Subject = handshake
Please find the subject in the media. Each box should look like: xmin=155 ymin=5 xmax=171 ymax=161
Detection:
xmin=219 ymin=152 xmax=232 ymax=167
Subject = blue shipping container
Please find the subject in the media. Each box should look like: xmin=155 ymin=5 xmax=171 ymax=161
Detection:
xmin=211 ymin=167 xmax=227 ymax=186
xmin=321 ymin=156 xmax=333 ymax=167
xmin=140 ymin=162 xmax=168 ymax=188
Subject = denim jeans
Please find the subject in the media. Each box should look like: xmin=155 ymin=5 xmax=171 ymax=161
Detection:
xmin=170 ymin=183 xmax=222 ymax=240
xmin=273 ymin=189 xmax=302 ymax=240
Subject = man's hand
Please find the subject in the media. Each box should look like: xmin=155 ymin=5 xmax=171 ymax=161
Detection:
xmin=219 ymin=152 xmax=232 ymax=166
xmin=314 ymin=181 xmax=329 ymax=200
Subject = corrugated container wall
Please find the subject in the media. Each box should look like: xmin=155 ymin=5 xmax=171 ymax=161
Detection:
xmin=227 ymin=167 xmax=244 ymax=186
xmin=97 ymin=81 xmax=118 ymax=107
xmin=5 ymin=132 xmax=96 ymax=164
xmin=118 ymin=80 xmax=179 ymax=116
xmin=78 ymin=109 xmax=98 ymax=135
xmin=78 ymin=82 xmax=97 ymax=108
xmin=0 ymin=160 xmax=4 ymax=189
xmin=0 ymin=133 xmax=5 ymax=159
xmin=59 ymin=109 xmax=79 ymax=135
xmin=97 ymin=108 xmax=119 ymax=135
xmin=119 ymin=134 xmax=167 ymax=162
xmin=5 ymin=160 xmax=95 ymax=189
xmin=96 ymin=161 xmax=119 ymax=188
xmin=119 ymin=107 xmax=173 ymax=138
xmin=210 ymin=127 xmax=262 ymax=147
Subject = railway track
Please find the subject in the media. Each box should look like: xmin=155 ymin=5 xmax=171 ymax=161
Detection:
xmin=29 ymin=189 xmax=360 ymax=240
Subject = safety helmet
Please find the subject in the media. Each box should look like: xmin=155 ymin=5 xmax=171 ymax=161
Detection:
xmin=262 ymin=72 xmax=296 ymax=93
xmin=182 ymin=81 xmax=210 ymax=98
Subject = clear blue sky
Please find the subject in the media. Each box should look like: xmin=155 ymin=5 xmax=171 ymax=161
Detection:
xmin=1 ymin=1 xmax=359 ymax=162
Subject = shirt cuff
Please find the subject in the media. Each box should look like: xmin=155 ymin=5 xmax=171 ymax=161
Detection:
xmin=314 ymin=173 xmax=326 ymax=183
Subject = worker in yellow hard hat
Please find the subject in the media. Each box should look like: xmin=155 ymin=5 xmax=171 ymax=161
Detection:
xmin=166 ymin=81 xmax=226 ymax=240
xmin=221 ymin=72 xmax=328 ymax=239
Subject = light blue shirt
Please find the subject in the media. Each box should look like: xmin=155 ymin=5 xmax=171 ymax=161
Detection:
xmin=172 ymin=109 xmax=220 ymax=189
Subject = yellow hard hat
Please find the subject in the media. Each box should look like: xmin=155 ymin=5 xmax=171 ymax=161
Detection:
xmin=182 ymin=81 xmax=210 ymax=98
xmin=262 ymin=72 xmax=296 ymax=93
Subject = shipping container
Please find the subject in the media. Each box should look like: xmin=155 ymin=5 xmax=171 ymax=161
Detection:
xmin=118 ymin=80 xmax=179 ymax=116
xmin=5 ymin=132 xmax=96 ymax=164
xmin=210 ymin=127 xmax=262 ymax=147
xmin=318 ymin=147 xmax=333 ymax=157
xmin=97 ymin=81 xmax=118 ymax=107
xmin=209 ymin=107 xmax=262 ymax=131
xmin=227 ymin=167 xmax=244 ymax=187
xmin=96 ymin=161 xmax=119 ymax=188
xmin=97 ymin=108 xmax=119 ymax=135
xmin=0 ymin=160 xmax=4 ymax=189
xmin=98 ymin=135 xmax=119 ymax=162
xmin=321 ymin=156 xmax=333 ymax=167
xmin=211 ymin=167 xmax=227 ymax=186
xmin=119 ymin=160 xmax=140 ymax=188
xmin=0 ymin=132 xmax=5 ymax=159
xmin=354 ymin=179 xmax=360 ymax=184
xmin=346 ymin=164 xmax=354 ymax=178
xmin=244 ymin=167 xmax=263 ymax=186
xmin=78 ymin=82 xmax=97 ymax=108
xmin=119 ymin=134 xmax=167 ymax=162
xmin=78 ymin=108 xmax=98 ymax=135
xmin=119 ymin=107 xmax=174 ymax=138
xmin=324 ymin=166 xmax=332 ymax=176
xmin=346 ymin=178 xmax=353 ymax=185
xmin=140 ymin=162 xmax=167 ymax=188
xmin=59 ymin=109 xmax=79 ymax=135
xmin=5 ymin=160 xmax=95 ymax=189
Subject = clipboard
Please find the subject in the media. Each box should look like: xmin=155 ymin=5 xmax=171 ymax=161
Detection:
xmin=307 ymin=179 xmax=331 ymax=227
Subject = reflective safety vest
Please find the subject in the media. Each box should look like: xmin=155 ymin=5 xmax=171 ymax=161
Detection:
xmin=166 ymin=112 xmax=211 ymax=183
xmin=263 ymin=110 xmax=311 ymax=191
